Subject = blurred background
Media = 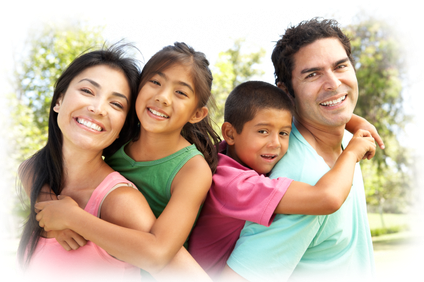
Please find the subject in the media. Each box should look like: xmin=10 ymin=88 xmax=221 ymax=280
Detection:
xmin=1 ymin=0 xmax=423 ymax=280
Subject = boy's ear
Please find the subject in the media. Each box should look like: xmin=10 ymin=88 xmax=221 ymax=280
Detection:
xmin=221 ymin=122 xmax=236 ymax=145
xmin=53 ymin=95 xmax=64 ymax=113
xmin=189 ymin=106 xmax=208 ymax=124
xmin=277 ymin=82 xmax=289 ymax=94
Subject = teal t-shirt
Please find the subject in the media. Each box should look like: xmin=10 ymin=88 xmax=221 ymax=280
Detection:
xmin=227 ymin=124 xmax=375 ymax=281
xmin=105 ymin=143 xmax=203 ymax=280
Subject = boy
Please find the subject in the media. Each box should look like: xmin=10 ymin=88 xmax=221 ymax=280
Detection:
xmin=188 ymin=81 xmax=375 ymax=279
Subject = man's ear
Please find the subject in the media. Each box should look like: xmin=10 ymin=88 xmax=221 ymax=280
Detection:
xmin=53 ymin=96 xmax=64 ymax=113
xmin=221 ymin=122 xmax=236 ymax=145
xmin=189 ymin=106 xmax=208 ymax=124
xmin=277 ymin=82 xmax=289 ymax=94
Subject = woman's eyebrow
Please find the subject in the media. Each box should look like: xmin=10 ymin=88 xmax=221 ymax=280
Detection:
xmin=79 ymin=78 xmax=129 ymax=103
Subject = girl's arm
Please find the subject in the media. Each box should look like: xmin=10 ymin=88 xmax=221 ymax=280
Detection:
xmin=35 ymin=155 xmax=212 ymax=274
xmin=274 ymin=129 xmax=376 ymax=215
xmin=346 ymin=114 xmax=385 ymax=149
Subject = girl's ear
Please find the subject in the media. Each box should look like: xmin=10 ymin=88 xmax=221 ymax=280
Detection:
xmin=221 ymin=122 xmax=236 ymax=145
xmin=53 ymin=96 xmax=64 ymax=113
xmin=189 ymin=106 xmax=208 ymax=124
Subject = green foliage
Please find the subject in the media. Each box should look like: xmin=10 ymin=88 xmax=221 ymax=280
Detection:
xmin=344 ymin=16 xmax=412 ymax=213
xmin=0 ymin=9 xmax=104 ymax=221
xmin=210 ymin=39 xmax=265 ymax=132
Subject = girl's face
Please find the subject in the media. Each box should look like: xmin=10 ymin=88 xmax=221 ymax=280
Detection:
xmin=136 ymin=63 xmax=207 ymax=136
xmin=54 ymin=65 xmax=131 ymax=153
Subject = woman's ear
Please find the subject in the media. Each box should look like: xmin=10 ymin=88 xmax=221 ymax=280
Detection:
xmin=189 ymin=106 xmax=208 ymax=124
xmin=53 ymin=96 xmax=64 ymax=113
xmin=221 ymin=122 xmax=236 ymax=145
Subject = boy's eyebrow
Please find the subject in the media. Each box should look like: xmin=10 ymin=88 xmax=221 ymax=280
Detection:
xmin=155 ymin=71 xmax=195 ymax=94
xmin=254 ymin=122 xmax=292 ymax=129
xmin=79 ymin=78 xmax=129 ymax=104
xmin=300 ymin=57 xmax=350 ymax=74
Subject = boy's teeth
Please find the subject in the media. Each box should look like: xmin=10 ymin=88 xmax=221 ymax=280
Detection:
xmin=77 ymin=118 xmax=102 ymax=132
xmin=149 ymin=108 xmax=169 ymax=118
xmin=320 ymin=95 xmax=346 ymax=106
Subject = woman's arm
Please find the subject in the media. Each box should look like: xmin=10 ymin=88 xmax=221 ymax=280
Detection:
xmin=35 ymin=156 xmax=212 ymax=275
xmin=274 ymin=129 xmax=376 ymax=215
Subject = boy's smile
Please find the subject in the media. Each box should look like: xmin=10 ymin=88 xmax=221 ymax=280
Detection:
xmin=226 ymin=108 xmax=292 ymax=175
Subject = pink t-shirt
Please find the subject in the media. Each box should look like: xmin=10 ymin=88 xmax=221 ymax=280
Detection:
xmin=188 ymin=142 xmax=293 ymax=278
xmin=25 ymin=172 xmax=141 ymax=282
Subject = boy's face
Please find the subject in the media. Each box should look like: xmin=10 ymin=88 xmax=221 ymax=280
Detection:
xmin=227 ymin=108 xmax=292 ymax=175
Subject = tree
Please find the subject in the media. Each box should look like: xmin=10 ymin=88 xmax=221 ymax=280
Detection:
xmin=210 ymin=39 xmax=265 ymax=132
xmin=0 ymin=11 xmax=104 ymax=238
xmin=343 ymin=16 xmax=412 ymax=217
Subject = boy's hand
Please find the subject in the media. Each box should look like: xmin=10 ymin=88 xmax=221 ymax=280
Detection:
xmin=346 ymin=115 xmax=385 ymax=150
xmin=35 ymin=195 xmax=80 ymax=232
xmin=344 ymin=129 xmax=376 ymax=162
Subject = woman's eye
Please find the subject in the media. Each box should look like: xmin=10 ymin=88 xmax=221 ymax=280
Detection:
xmin=81 ymin=88 xmax=93 ymax=94
xmin=111 ymin=102 xmax=124 ymax=109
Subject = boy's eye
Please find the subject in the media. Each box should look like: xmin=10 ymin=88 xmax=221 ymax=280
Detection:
xmin=280 ymin=131 xmax=289 ymax=136
xmin=258 ymin=130 xmax=268 ymax=134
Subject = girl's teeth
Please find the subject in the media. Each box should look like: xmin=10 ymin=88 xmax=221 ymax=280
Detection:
xmin=320 ymin=95 xmax=346 ymax=106
xmin=149 ymin=108 xmax=169 ymax=118
xmin=77 ymin=118 xmax=102 ymax=132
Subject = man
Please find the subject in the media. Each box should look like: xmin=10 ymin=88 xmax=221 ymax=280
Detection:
xmin=222 ymin=18 xmax=375 ymax=281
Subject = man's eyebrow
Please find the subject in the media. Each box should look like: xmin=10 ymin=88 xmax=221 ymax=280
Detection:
xmin=300 ymin=57 xmax=350 ymax=74
xmin=80 ymin=78 xmax=129 ymax=103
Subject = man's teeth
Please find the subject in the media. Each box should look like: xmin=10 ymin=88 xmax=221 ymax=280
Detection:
xmin=320 ymin=95 xmax=346 ymax=106
xmin=77 ymin=118 xmax=102 ymax=132
xmin=149 ymin=108 xmax=169 ymax=118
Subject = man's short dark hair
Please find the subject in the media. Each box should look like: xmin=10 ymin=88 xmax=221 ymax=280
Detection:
xmin=224 ymin=81 xmax=294 ymax=133
xmin=272 ymin=17 xmax=354 ymax=98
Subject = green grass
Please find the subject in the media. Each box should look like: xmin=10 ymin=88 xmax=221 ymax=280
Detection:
xmin=367 ymin=213 xmax=410 ymax=237
xmin=368 ymin=214 xmax=424 ymax=280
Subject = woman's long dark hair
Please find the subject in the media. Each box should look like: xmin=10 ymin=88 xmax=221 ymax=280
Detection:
xmin=17 ymin=43 xmax=141 ymax=267
xmin=135 ymin=42 xmax=221 ymax=172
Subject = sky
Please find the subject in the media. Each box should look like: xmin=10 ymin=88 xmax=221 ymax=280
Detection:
xmin=0 ymin=0 xmax=424 ymax=155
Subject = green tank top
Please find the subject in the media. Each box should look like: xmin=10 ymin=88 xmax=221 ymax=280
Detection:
xmin=106 ymin=143 xmax=204 ymax=278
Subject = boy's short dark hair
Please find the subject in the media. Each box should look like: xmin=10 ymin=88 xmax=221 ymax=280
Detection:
xmin=272 ymin=17 xmax=354 ymax=98
xmin=224 ymin=81 xmax=295 ymax=133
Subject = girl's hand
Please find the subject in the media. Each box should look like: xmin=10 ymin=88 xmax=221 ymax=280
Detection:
xmin=35 ymin=195 xmax=81 ymax=232
xmin=46 ymin=229 xmax=87 ymax=251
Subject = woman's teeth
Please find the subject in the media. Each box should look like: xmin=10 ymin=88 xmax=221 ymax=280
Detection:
xmin=77 ymin=118 xmax=102 ymax=132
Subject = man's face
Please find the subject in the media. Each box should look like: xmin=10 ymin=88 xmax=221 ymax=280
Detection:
xmin=289 ymin=38 xmax=358 ymax=130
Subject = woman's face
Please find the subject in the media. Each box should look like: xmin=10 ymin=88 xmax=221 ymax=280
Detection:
xmin=54 ymin=65 xmax=131 ymax=153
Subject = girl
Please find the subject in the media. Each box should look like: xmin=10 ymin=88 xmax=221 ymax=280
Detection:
xmin=34 ymin=42 xmax=221 ymax=279
xmin=19 ymin=44 xmax=211 ymax=281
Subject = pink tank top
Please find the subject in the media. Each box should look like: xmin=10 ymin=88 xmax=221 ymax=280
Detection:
xmin=25 ymin=172 xmax=141 ymax=281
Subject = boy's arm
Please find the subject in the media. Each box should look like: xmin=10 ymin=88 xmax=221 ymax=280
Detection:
xmin=346 ymin=114 xmax=385 ymax=149
xmin=275 ymin=129 xmax=376 ymax=215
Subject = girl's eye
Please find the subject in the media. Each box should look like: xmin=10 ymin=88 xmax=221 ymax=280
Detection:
xmin=150 ymin=80 xmax=160 ymax=86
xmin=176 ymin=90 xmax=188 ymax=97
